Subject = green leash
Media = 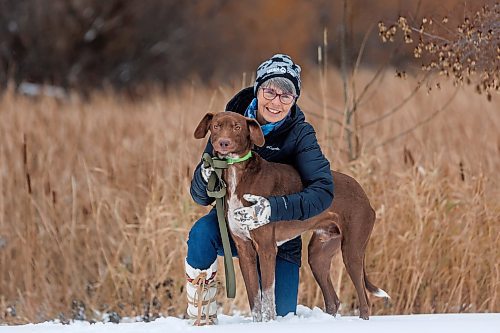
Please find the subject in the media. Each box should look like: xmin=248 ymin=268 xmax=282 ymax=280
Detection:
xmin=202 ymin=153 xmax=236 ymax=298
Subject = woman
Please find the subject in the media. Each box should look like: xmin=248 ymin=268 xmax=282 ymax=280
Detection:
xmin=186 ymin=54 xmax=334 ymax=325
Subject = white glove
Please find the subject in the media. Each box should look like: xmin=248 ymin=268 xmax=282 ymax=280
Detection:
xmin=201 ymin=164 xmax=214 ymax=183
xmin=233 ymin=194 xmax=271 ymax=231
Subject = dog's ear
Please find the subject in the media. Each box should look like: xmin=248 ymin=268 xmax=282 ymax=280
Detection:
xmin=194 ymin=113 xmax=214 ymax=139
xmin=247 ymin=118 xmax=265 ymax=147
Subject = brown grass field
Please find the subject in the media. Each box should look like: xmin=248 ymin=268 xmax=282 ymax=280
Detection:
xmin=0 ymin=70 xmax=498 ymax=323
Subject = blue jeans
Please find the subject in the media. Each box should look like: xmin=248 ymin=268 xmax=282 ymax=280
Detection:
xmin=187 ymin=209 xmax=299 ymax=316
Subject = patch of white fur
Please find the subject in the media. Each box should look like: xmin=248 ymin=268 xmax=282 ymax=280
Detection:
xmin=372 ymin=288 xmax=391 ymax=299
xmin=313 ymin=229 xmax=339 ymax=242
xmin=217 ymin=152 xmax=240 ymax=159
xmin=226 ymin=166 xmax=251 ymax=240
xmin=252 ymin=291 xmax=263 ymax=322
xmin=314 ymin=229 xmax=329 ymax=237
xmin=276 ymin=238 xmax=292 ymax=247
xmin=261 ymin=283 xmax=276 ymax=322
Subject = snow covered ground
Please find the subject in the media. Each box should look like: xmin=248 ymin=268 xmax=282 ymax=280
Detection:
xmin=1 ymin=306 xmax=498 ymax=333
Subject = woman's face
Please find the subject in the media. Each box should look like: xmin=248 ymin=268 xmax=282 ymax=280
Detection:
xmin=256 ymin=85 xmax=294 ymax=124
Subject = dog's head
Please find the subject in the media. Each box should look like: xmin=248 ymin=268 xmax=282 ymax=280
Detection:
xmin=194 ymin=111 xmax=265 ymax=158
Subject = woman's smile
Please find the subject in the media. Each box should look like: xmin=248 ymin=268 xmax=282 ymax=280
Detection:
xmin=266 ymin=106 xmax=282 ymax=114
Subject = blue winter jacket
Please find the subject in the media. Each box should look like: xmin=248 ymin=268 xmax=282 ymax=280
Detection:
xmin=190 ymin=87 xmax=334 ymax=265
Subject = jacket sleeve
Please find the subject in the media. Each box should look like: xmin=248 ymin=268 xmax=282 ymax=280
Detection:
xmin=190 ymin=141 xmax=216 ymax=206
xmin=267 ymin=124 xmax=334 ymax=221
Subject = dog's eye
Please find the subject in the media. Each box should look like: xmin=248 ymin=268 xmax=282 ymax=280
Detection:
xmin=234 ymin=125 xmax=241 ymax=131
xmin=213 ymin=124 xmax=220 ymax=130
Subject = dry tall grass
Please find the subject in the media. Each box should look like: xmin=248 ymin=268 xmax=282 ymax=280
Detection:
xmin=0 ymin=70 xmax=498 ymax=323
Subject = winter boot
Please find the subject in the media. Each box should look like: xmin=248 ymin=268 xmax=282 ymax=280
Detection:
xmin=185 ymin=260 xmax=218 ymax=325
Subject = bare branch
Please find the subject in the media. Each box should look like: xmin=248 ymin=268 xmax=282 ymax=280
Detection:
xmin=408 ymin=26 xmax=451 ymax=43
xmin=302 ymin=94 xmax=343 ymax=115
xmin=361 ymin=71 xmax=432 ymax=129
xmin=306 ymin=110 xmax=345 ymax=128
xmin=352 ymin=23 xmax=375 ymax=80
xmin=356 ymin=46 xmax=399 ymax=105
xmin=372 ymin=87 xmax=459 ymax=148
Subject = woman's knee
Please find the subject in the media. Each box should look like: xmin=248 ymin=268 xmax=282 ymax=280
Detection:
xmin=187 ymin=211 xmax=219 ymax=246
xmin=186 ymin=211 xmax=220 ymax=269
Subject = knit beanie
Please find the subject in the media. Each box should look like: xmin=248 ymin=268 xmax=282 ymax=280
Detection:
xmin=253 ymin=54 xmax=301 ymax=98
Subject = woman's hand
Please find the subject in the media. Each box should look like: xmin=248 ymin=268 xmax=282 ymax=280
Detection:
xmin=201 ymin=164 xmax=214 ymax=183
xmin=233 ymin=194 xmax=271 ymax=231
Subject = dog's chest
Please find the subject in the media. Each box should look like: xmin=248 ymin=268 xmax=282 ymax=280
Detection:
xmin=225 ymin=168 xmax=251 ymax=240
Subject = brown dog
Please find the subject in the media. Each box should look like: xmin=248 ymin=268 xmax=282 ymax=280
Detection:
xmin=194 ymin=111 xmax=389 ymax=321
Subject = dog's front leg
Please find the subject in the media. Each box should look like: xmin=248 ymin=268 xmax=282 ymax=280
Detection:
xmin=233 ymin=238 xmax=262 ymax=321
xmin=252 ymin=227 xmax=278 ymax=321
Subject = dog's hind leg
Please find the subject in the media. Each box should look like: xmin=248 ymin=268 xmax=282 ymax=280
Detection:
xmin=342 ymin=241 xmax=370 ymax=319
xmin=308 ymin=230 xmax=341 ymax=316
xmin=340 ymin=209 xmax=375 ymax=320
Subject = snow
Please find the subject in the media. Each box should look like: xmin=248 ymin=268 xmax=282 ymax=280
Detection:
xmin=1 ymin=306 xmax=498 ymax=333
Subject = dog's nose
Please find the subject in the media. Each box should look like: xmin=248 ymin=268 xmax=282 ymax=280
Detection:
xmin=219 ymin=139 xmax=231 ymax=148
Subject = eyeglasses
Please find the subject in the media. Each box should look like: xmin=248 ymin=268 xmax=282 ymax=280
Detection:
xmin=261 ymin=88 xmax=296 ymax=105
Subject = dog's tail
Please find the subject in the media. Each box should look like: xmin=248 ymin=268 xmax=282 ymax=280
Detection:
xmin=364 ymin=270 xmax=390 ymax=299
